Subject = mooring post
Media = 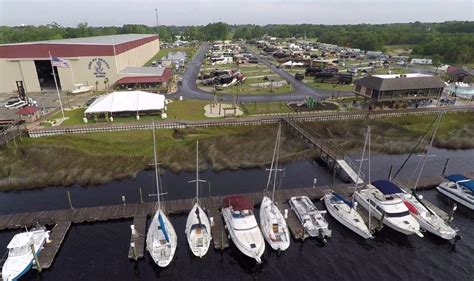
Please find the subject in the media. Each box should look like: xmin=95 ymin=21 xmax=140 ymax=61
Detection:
xmin=67 ymin=191 xmax=74 ymax=209
xmin=387 ymin=164 xmax=393 ymax=180
xmin=442 ymin=158 xmax=450 ymax=176
xmin=31 ymin=244 xmax=41 ymax=272
xmin=139 ymin=187 xmax=144 ymax=204
xmin=122 ymin=195 xmax=126 ymax=206
xmin=130 ymin=242 xmax=137 ymax=261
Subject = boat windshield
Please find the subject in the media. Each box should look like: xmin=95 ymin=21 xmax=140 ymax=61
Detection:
xmin=385 ymin=211 xmax=410 ymax=218
xmin=231 ymin=209 xmax=252 ymax=218
xmin=8 ymin=245 xmax=30 ymax=257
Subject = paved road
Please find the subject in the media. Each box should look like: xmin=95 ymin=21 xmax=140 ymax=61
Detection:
xmin=173 ymin=43 xmax=351 ymax=102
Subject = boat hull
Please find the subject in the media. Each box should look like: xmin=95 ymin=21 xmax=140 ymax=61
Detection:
xmin=289 ymin=196 xmax=331 ymax=239
xmin=222 ymin=208 xmax=265 ymax=263
xmin=259 ymin=197 xmax=290 ymax=251
xmin=185 ymin=203 xmax=212 ymax=258
xmin=354 ymin=191 xmax=423 ymax=236
xmin=323 ymin=194 xmax=373 ymax=239
xmin=436 ymin=186 xmax=474 ymax=211
xmin=146 ymin=210 xmax=177 ymax=267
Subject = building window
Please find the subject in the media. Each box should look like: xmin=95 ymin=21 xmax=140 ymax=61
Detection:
xmin=365 ymin=87 xmax=371 ymax=96
xmin=372 ymin=90 xmax=379 ymax=98
xmin=354 ymin=85 xmax=361 ymax=92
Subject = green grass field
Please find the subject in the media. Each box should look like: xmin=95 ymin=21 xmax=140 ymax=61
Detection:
xmin=306 ymin=81 xmax=353 ymax=92
xmin=240 ymin=102 xmax=293 ymax=115
xmin=166 ymin=99 xmax=209 ymax=120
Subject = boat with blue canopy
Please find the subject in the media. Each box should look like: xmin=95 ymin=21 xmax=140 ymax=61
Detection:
xmin=437 ymin=174 xmax=474 ymax=210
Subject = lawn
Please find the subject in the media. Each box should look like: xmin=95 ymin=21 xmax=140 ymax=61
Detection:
xmin=218 ymin=83 xmax=293 ymax=95
xmin=144 ymin=47 xmax=197 ymax=66
xmin=49 ymin=108 xmax=86 ymax=126
xmin=241 ymin=102 xmax=294 ymax=115
xmin=165 ymin=99 xmax=210 ymax=120
xmin=306 ymin=81 xmax=353 ymax=92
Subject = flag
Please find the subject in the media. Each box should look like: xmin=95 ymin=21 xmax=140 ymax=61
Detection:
xmin=51 ymin=56 xmax=70 ymax=68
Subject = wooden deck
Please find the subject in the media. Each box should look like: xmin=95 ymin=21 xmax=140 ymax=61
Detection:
xmin=37 ymin=221 xmax=71 ymax=270
xmin=128 ymin=214 xmax=147 ymax=260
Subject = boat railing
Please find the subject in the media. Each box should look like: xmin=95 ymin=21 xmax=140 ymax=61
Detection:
xmin=0 ymin=249 xmax=8 ymax=270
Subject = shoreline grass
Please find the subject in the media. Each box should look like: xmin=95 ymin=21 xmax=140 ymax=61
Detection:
xmin=2 ymin=112 xmax=473 ymax=191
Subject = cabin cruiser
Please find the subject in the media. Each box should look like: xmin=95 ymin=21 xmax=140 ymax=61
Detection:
xmin=437 ymin=174 xmax=474 ymax=211
xmin=289 ymin=196 xmax=332 ymax=241
xmin=398 ymin=191 xmax=458 ymax=240
xmin=1 ymin=228 xmax=50 ymax=281
xmin=354 ymin=180 xmax=424 ymax=237
xmin=222 ymin=195 xmax=265 ymax=263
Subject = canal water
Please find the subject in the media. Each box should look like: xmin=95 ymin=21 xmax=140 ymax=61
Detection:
xmin=0 ymin=148 xmax=472 ymax=281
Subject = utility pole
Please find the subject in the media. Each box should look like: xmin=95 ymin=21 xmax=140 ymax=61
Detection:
xmin=155 ymin=8 xmax=159 ymax=30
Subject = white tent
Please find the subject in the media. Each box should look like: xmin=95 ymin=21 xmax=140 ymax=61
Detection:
xmin=85 ymin=91 xmax=165 ymax=114
xmin=282 ymin=60 xmax=293 ymax=66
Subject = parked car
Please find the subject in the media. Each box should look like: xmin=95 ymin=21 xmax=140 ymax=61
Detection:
xmin=295 ymin=73 xmax=304 ymax=81
xmin=4 ymin=98 xmax=27 ymax=109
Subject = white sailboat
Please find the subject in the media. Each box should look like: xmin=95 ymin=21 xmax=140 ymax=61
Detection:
xmin=222 ymin=195 xmax=265 ymax=263
xmin=324 ymin=126 xmax=373 ymax=239
xmin=1 ymin=227 xmax=50 ymax=281
xmin=289 ymin=196 xmax=332 ymax=241
xmin=259 ymin=124 xmax=290 ymax=251
xmin=185 ymin=141 xmax=212 ymax=258
xmin=146 ymin=123 xmax=177 ymax=267
xmin=396 ymin=114 xmax=459 ymax=240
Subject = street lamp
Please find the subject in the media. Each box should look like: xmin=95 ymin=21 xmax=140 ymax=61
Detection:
xmin=414 ymin=94 xmax=418 ymax=108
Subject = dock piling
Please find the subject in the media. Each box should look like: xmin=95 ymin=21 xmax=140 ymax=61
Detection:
xmin=66 ymin=191 xmax=73 ymax=209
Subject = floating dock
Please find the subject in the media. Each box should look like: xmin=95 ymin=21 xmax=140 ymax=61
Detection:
xmin=37 ymin=221 xmax=71 ymax=270
xmin=128 ymin=214 xmax=147 ymax=260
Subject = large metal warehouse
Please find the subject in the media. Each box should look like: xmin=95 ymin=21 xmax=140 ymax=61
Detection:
xmin=0 ymin=34 xmax=161 ymax=95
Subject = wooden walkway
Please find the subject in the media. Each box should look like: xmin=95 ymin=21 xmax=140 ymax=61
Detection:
xmin=128 ymin=214 xmax=147 ymax=260
xmin=37 ymin=221 xmax=71 ymax=270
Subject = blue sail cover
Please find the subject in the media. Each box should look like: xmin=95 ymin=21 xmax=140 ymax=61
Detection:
xmin=446 ymin=174 xmax=474 ymax=192
xmin=158 ymin=213 xmax=170 ymax=243
xmin=334 ymin=193 xmax=353 ymax=207
xmin=372 ymin=180 xmax=403 ymax=195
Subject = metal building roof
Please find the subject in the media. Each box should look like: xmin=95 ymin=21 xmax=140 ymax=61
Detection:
xmin=355 ymin=74 xmax=445 ymax=91
xmin=1 ymin=34 xmax=157 ymax=46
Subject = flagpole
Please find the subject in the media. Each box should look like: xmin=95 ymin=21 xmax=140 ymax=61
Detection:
xmin=49 ymin=51 xmax=65 ymax=118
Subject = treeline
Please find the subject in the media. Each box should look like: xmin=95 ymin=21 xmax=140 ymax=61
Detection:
xmin=1 ymin=21 xmax=473 ymax=64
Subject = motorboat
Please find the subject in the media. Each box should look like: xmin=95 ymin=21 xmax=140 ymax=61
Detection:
xmin=222 ymin=195 xmax=265 ymax=263
xmin=185 ymin=141 xmax=212 ymax=258
xmin=146 ymin=123 xmax=177 ymax=267
xmin=437 ymin=174 xmax=474 ymax=211
xmin=259 ymin=123 xmax=290 ymax=251
xmin=289 ymin=196 xmax=332 ymax=241
xmin=354 ymin=180 xmax=424 ymax=237
xmin=1 ymin=227 xmax=50 ymax=281
xmin=324 ymin=126 xmax=373 ymax=239
xmin=398 ymin=191 xmax=458 ymax=239
xmin=71 ymin=84 xmax=94 ymax=94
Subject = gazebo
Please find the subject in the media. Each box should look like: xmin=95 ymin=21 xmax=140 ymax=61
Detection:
xmin=16 ymin=106 xmax=40 ymax=122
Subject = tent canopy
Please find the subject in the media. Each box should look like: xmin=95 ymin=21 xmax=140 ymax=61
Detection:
xmin=85 ymin=91 xmax=165 ymax=114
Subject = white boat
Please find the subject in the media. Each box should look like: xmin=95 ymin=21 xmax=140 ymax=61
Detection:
xmin=437 ymin=174 xmax=474 ymax=211
xmin=185 ymin=141 xmax=212 ymax=258
xmin=146 ymin=123 xmax=177 ymax=267
xmin=71 ymin=84 xmax=94 ymax=94
xmin=324 ymin=126 xmax=373 ymax=239
xmin=354 ymin=180 xmax=424 ymax=237
xmin=289 ymin=196 xmax=332 ymax=241
xmin=222 ymin=195 xmax=265 ymax=263
xmin=1 ymin=228 xmax=50 ymax=281
xmin=259 ymin=124 xmax=290 ymax=251
xmin=395 ymin=114 xmax=458 ymax=240
xmin=398 ymin=192 xmax=458 ymax=239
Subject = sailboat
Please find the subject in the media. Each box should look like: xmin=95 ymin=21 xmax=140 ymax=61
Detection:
xmin=146 ymin=122 xmax=177 ymax=267
xmin=185 ymin=141 xmax=212 ymax=257
xmin=259 ymin=123 xmax=290 ymax=251
xmin=324 ymin=126 xmax=373 ymax=239
xmin=396 ymin=114 xmax=459 ymax=239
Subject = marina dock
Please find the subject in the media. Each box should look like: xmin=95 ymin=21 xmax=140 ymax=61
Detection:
xmin=0 ymin=173 xmax=469 ymax=271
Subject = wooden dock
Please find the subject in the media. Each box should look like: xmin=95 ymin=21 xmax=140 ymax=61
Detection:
xmin=37 ymin=221 xmax=71 ymax=270
xmin=128 ymin=214 xmax=147 ymax=260
xmin=279 ymin=201 xmax=307 ymax=240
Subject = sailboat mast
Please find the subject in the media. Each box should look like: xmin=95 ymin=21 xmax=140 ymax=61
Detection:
xmin=195 ymin=141 xmax=200 ymax=205
xmin=265 ymin=124 xmax=279 ymax=193
xmin=271 ymin=124 xmax=282 ymax=203
xmin=414 ymin=114 xmax=442 ymax=189
xmin=152 ymin=122 xmax=161 ymax=210
xmin=352 ymin=126 xmax=370 ymax=205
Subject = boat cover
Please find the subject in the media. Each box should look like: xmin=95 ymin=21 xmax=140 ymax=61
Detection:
xmin=222 ymin=195 xmax=253 ymax=211
xmin=334 ymin=193 xmax=352 ymax=207
xmin=158 ymin=213 xmax=170 ymax=243
xmin=446 ymin=174 xmax=474 ymax=192
xmin=371 ymin=180 xmax=403 ymax=195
